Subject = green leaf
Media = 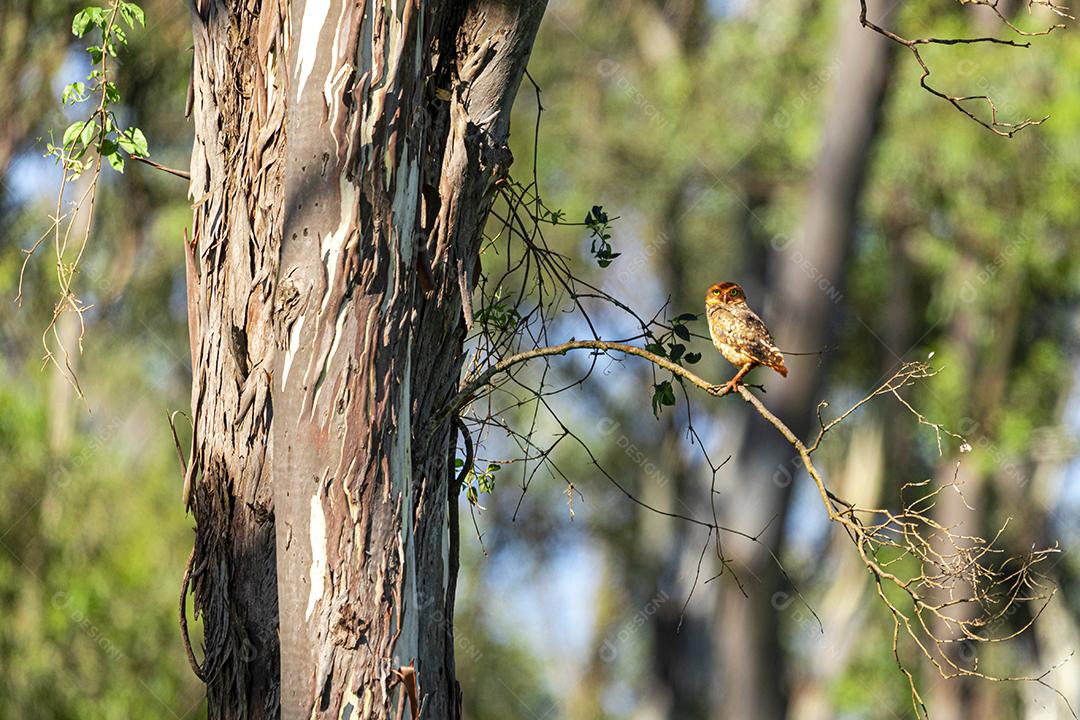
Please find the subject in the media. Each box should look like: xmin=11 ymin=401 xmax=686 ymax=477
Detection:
xmin=644 ymin=342 xmax=666 ymax=357
xmin=118 ymin=127 xmax=149 ymax=157
xmin=103 ymin=81 xmax=120 ymax=105
xmin=80 ymin=120 xmax=98 ymax=149
xmin=669 ymin=344 xmax=685 ymax=362
xmin=87 ymin=45 xmax=104 ymax=64
xmin=477 ymin=471 xmax=496 ymax=494
xmin=661 ymin=382 xmax=676 ymax=406
xmin=106 ymin=150 xmax=125 ymax=173
xmin=585 ymin=204 xmax=609 ymax=226
xmin=684 ymin=352 xmax=702 ymax=364
xmin=675 ymin=313 xmax=698 ymax=322
xmin=63 ymin=121 xmax=86 ymax=148
xmin=673 ymin=324 xmax=691 ymax=341
xmin=63 ymin=82 xmax=87 ymax=105
xmin=72 ymin=7 xmax=105 ymax=37
xmin=651 ymin=381 xmax=676 ymax=417
xmin=120 ymin=2 xmax=146 ymax=27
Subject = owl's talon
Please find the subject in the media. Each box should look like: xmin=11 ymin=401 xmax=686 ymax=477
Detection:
xmin=707 ymin=380 xmax=740 ymax=395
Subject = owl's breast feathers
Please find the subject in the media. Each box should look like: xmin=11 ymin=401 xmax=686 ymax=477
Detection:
xmin=707 ymin=304 xmax=788 ymax=377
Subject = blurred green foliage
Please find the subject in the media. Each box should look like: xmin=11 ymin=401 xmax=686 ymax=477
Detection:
xmin=0 ymin=1 xmax=200 ymax=717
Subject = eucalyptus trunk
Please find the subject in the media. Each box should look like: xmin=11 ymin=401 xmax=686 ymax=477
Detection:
xmin=186 ymin=2 xmax=546 ymax=718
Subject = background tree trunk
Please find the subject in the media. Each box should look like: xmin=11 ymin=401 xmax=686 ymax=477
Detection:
xmin=188 ymin=1 xmax=546 ymax=718
xmin=715 ymin=0 xmax=896 ymax=716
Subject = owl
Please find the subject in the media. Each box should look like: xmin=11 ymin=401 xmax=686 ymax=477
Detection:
xmin=705 ymin=281 xmax=787 ymax=392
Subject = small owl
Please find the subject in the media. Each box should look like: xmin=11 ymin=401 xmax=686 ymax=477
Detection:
xmin=705 ymin=281 xmax=787 ymax=392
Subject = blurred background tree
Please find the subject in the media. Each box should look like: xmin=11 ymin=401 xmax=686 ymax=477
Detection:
xmin=0 ymin=1 xmax=200 ymax=717
xmin=0 ymin=0 xmax=1077 ymax=718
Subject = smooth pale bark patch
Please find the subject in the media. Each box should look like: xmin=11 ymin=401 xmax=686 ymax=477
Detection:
xmin=294 ymin=0 xmax=330 ymax=102
xmin=305 ymin=492 xmax=326 ymax=621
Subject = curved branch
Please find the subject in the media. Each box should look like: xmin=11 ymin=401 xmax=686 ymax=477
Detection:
xmin=442 ymin=338 xmax=872 ymax=522
xmin=735 ymin=385 xmax=845 ymax=520
xmin=179 ymin=544 xmax=206 ymax=682
xmin=443 ymin=339 xmax=733 ymax=424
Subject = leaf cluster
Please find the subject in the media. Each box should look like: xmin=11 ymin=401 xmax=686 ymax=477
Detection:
xmin=644 ymin=313 xmax=701 ymax=417
xmin=456 ymin=458 xmax=501 ymax=508
xmin=585 ymin=204 xmax=620 ymax=268
xmin=45 ymin=2 xmax=148 ymax=177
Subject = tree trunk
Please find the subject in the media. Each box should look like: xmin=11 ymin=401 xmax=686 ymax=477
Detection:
xmin=187 ymin=2 xmax=546 ymax=718
xmin=641 ymin=179 xmax=715 ymax=720
xmin=788 ymin=422 xmax=885 ymax=720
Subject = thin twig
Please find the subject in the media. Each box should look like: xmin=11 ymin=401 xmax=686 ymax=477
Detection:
xmin=131 ymin=154 xmax=191 ymax=180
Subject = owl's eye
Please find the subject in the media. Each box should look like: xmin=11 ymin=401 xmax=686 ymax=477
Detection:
xmin=729 ymin=289 xmax=740 ymax=298
xmin=712 ymin=288 xmax=721 ymax=295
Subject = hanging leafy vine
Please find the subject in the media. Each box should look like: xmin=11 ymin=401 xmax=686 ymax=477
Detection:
xmin=18 ymin=1 xmax=148 ymax=394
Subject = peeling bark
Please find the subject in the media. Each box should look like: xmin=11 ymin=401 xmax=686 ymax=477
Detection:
xmin=187 ymin=1 xmax=287 ymax=716
xmin=187 ymin=1 xmax=546 ymax=718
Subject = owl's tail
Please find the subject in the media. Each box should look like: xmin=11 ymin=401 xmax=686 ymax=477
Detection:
xmin=771 ymin=356 xmax=789 ymax=377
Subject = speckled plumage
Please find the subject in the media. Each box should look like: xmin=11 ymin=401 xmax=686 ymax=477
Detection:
xmin=705 ymin=282 xmax=787 ymax=386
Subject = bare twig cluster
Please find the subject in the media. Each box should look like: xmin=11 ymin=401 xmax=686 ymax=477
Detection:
xmin=18 ymin=0 xmax=173 ymax=395
xmin=859 ymin=0 xmax=1072 ymax=136
xmin=750 ymin=362 xmax=1068 ymax=717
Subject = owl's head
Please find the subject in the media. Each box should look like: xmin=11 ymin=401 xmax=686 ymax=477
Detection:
xmin=706 ymin=282 xmax=747 ymax=306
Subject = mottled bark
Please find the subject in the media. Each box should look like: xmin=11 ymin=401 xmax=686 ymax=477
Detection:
xmin=715 ymin=1 xmax=896 ymax=717
xmin=187 ymin=1 xmax=286 ymax=716
xmin=187 ymin=1 xmax=545 ymax=718
xmin=274 ymin=5 xmax=546 ymax=715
